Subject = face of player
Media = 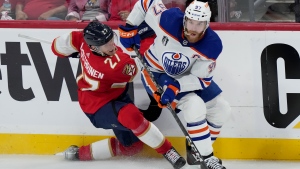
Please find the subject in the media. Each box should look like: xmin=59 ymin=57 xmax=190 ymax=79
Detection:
xmin=100 ymin=37 xmax=116 ymax=56
xmin=92 ymin=37 xmax=116 ymax=56
xmin=184 ymin=18 xmax=207 ymax=43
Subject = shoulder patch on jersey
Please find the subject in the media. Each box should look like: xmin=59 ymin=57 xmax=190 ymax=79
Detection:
xmin=162 ymin=36 xmax=169 ymax=46
xmin=122 ymin=64 xmax=136 ymax=76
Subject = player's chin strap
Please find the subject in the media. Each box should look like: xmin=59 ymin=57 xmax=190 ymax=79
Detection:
xmin=133 ymin=46 xmax=209 ymax=169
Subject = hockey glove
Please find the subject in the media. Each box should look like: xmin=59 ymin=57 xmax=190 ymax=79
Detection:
xmin=153 ymin=92 xmax=167 ymax=108
xmin=140 ymin=93 xmax=163 ymax=122
xmin=118 ymin=24 xmax=140 ymax=51
xmin=160 ymin=81 xmax=180 ymax=105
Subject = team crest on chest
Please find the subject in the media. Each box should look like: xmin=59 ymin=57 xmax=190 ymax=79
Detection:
xmin=162 ymin=52 xmax=190 ymax=76
xmin=122 ymin=64 xmax=136 ymax=76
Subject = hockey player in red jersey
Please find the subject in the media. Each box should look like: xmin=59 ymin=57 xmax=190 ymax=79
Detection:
xmin=51 ymin=21 xmax=186 ymax=169
xmin=118 ymin=0 xmax=231 ymax=169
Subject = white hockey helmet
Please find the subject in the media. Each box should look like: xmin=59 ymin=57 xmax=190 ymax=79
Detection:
xmin=184 ymin=1 xmax=211 ymax=29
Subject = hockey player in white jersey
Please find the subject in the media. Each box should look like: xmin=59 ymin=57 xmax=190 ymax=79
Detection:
xmin=118 ymin=1 xmax=231 ymax=169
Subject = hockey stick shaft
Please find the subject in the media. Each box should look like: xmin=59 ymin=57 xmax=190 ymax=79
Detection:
xmin=18 ymin=34 xmax=52 ymax=44
xmin=133 ymin=46 xmax=208 ymax=169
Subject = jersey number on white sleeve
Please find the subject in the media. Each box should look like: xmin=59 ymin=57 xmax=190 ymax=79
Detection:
xmin=153 ymin=2 xmax=166 ymax=16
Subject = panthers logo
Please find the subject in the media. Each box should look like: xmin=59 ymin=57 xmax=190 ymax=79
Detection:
xmin=122 ymin=64 xmax=136 ymax=76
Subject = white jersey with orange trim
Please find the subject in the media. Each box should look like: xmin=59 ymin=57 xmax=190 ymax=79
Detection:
xmin=127 ymin=0 xmax=222 ymax=92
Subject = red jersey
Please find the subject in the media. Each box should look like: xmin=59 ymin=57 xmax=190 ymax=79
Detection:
xmin=51 ymin=31 xmax=137 ymax=114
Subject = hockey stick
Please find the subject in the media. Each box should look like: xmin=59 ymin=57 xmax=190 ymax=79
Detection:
xmin=18 ymin=34 xmax=52 ymax=44
xmin=18 ymin=34 xmax=81 ymax=58
xmin=133 ymin=46 xmax=208 ymax=169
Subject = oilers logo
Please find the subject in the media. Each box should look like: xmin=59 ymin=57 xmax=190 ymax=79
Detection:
xmin=162 ymin=52 xmax=190 ymax=76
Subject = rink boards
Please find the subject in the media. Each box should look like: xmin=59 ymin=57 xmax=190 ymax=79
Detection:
xmin=0 ymin=22 xmax=300 ymax=160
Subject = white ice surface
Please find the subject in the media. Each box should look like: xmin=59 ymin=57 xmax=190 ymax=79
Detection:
xmin=0 ymin=155 xmax=300 ymax=169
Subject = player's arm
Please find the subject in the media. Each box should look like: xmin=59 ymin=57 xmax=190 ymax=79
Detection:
xmin=176 ymin=35 xmax=223 ymax=92
xmin=175 ymin=60 xmax=216 ymax=92
xmin=51 ymin=31 xmax=81 ymax=58
xmin=126 ymin=0 xmax=167 ymax=31
xmin=119 ymin=0 xmax=166 ymax=51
